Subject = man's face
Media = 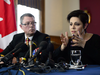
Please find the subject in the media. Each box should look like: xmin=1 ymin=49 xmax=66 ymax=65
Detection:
xmin=20 ymin=16 xmax=36 ymax=37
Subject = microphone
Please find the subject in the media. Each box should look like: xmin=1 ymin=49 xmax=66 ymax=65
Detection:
xmin=28 ymin=41 xmax=48 ymax=63
xmin=47 ymin=43 xmax=54 ymax=59
xmin=29 ymin=41 xmax=32 ymax=58
xmin=21 ymin=41 xmax=37 ymax=63
xmin=2 ymin=42 xmax=24 ymax=57
xmin=1 ymin=44 xmax=29 ymax=64
xmin=45 ymin=43 xmax=55 ymax=67
xmin=0 ymin=42 xmax=23 ymax=63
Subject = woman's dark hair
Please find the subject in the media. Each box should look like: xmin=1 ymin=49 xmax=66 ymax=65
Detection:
xmin=67 ymin=10 xmax=89 ymax=28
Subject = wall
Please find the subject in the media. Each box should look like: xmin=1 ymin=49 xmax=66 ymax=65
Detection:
xmin=62 ymin=0 xmax=80 ymax=36
xmin=45 ymin=0 xmax=80 ymax=36
xmin=80 ymin=0 xmax=100 ymax=36
xmin=45 ymin=0 xmax=63 ymax=36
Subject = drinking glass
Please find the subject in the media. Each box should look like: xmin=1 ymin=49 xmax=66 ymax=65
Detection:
xmin=70 ymin=50 xmax=81 ymax=66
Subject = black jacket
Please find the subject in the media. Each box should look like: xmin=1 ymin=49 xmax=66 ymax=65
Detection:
xmin=53 ymin=34 xmax=100 ymax=65
xmin=0 ymin=30 xmax=51 ymax=63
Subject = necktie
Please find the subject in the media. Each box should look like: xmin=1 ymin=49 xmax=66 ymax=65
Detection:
xmin=26 ymin=38 xmax=30 ymax=45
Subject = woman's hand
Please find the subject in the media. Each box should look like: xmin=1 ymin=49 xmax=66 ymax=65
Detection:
xmin=60 ymin=32 xmax=69 ymax=51
xmin=71 ymin=31 xmax=86 ymax=48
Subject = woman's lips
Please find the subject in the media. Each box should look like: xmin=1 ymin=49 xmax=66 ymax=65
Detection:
xmin=71 ymin=31 xmax=76 ymax=33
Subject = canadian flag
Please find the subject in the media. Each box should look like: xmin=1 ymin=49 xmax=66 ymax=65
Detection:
xmin=0 ymin=0 xmax=17 ymax=52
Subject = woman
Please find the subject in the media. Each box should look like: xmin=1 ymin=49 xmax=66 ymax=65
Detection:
xmin=53 ymin=10 xmax=100 ymax=65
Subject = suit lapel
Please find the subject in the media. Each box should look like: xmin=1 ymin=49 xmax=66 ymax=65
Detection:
xmin=32 ymin=31 xmax=40 ymax=45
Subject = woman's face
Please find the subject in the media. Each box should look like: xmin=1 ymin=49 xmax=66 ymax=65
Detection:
xmin=69 ymin=17 xmax=85 ymax=36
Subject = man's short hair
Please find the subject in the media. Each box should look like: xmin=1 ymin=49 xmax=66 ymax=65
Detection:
xmin=20 ymin=13 xmax=34 ymax=24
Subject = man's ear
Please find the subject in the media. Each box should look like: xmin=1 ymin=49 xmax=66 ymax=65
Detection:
xmin=20 ymin=25 xmax=22 ymax=29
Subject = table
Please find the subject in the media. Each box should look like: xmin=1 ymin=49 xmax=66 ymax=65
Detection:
xmin=0 ymin=65 xmax=100 ymax=75
xmin=47 ymin=65 xmax=100 ymax=75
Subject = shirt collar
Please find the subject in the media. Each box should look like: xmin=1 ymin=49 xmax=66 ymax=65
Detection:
xmin=25 ymin=34 xmax=33 ymax=41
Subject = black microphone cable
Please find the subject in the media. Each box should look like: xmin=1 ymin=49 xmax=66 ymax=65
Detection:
xmin=7 ymin=62 xmax=26 ymax=75
xmin=15 ymin=62 xmax=25 ymax=75
xmin=27 ymin=63 xmax=52 ymax=74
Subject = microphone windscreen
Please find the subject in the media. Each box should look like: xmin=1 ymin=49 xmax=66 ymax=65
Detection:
xmin=46 ymin=43 xmax=54 ymax=59
xmin=47 ymin=43 xmax=54 ymax=52
xmin=12 ymin=44 xmax=29 ymax=56
xmin=4 ymin=42 xmax=25 ymax=57
xmin=39 ymin=41 xmax=48 ymax=49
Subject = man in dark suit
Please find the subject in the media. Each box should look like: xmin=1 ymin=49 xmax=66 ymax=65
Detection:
xmin=0 ymin=13 xmax=51 ymax=64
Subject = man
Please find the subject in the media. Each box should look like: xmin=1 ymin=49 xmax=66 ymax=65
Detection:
xmin=0 ymin=13 xmax=50 ymax=64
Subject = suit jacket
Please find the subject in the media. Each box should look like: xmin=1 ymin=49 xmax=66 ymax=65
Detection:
xmin=0 ymin=30 xmax=51 ymax=63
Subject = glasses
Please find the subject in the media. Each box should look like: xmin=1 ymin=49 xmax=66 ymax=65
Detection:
xmin=21 ymin=22 xmax=36 ymax=26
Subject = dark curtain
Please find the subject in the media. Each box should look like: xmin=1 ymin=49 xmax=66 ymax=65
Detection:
xmin=18 ymin=0 xmax=41 ymax=10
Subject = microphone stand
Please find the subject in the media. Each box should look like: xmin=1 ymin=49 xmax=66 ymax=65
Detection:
xmin=28 ymin=41 xmax=34 ymax=67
